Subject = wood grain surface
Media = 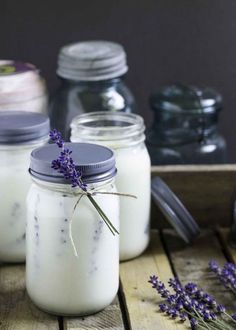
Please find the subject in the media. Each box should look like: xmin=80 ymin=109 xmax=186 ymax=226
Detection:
xmin=0 ymin=264 xmax=58 ymax=330
xmin=151 ymin=165 xmax=236 ymax=227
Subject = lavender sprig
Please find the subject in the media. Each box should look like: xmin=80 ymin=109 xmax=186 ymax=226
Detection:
xmin=148 ymin=275 xmax=236 ymax=329
xmin=209 ymin=260 xmax=236 ymax=295
xmin=49 ymin=129 xmax=119 ymax=236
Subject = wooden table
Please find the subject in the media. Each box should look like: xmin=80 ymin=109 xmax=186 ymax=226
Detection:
xmin=1 ymin=228 xmax=236 ymax=330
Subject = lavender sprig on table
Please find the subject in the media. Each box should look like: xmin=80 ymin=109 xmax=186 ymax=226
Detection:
xmin=209 ymin=260 xmax=236 ymax=295
xmin=148 ymin=275 xmax=236 ymax=329
xmin=49 ymin=129 xmax=119 ymax=236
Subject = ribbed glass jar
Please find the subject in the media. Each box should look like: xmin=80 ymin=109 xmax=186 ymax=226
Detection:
xmin=70 ymin=112 xmax=151 ymax=261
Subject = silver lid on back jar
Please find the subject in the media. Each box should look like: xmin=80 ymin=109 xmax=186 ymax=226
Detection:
xmin=150 ymin=84 xmax=222 ymax=114
xmin=30 ymin=142 xmax=117 ymax=184
xmin=0 ymin=111 xmax=50 ymax=144
xmin=57 ymin=41 xmax=128 ymax=81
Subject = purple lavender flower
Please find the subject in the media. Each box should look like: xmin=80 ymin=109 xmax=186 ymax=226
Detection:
xmin=232 ymin=313 xmax=236 ymax=321
xmin=190 ymin=318 xmax=198 ymax=329
xmin=148 ymin=274 xmax=236 ymax=329
xmin=209 ymin=260 xmax=236 ymax=294
xmin=216 ymin=304 xmax=226 ymax=313
xmin=159 ymin=303 xmax=168 ymax=312
xmin=49 ymin=129 xmax=87 ymax=191
xmin=148 ymin=275 xmax=170 ymax=298
xmin=49 ymin=129 xmax=64 ymax=148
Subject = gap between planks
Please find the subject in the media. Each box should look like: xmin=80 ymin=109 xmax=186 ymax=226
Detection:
xmin=161 ymin=228 xmax=236 ymax=315
xmin=0 ymin=264 xmax=59 ymax=330
xmin=119 ymin=230 xmax=188 ymax=330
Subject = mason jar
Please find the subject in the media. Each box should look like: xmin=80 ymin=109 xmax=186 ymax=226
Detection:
xmin=70 ymin=112 xmax=151 ymax=261
xmin=0 ymin=111 xmax=49 ymax=262
xmin=49 ymin=41 xmax=136 ymax=140
xmin=0 ymin=60 xmax=48 ymax=114
xmin=26 ymin=143 xmax=119 ymax=316
xmin=146 ymin=84 xmax=227 ymax=165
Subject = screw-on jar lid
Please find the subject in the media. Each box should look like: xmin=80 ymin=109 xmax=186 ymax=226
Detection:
xmin=57 ymin=41 xmax=128 ymax=81
xmin=0 ymin=111 xmax=50 ymax=144
xmin=151 ymin=177 xmax=200 ymax=243
xmin=150 ymin=84 xmax=222 ymax=114
xmin=30 ymin=142 xmax=117 ymax=184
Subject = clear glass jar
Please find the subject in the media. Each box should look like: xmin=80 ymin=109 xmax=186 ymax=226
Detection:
xmin=26 ymin=143 xmax=119 ymax=316
xmin=0 ymin=60 xmax=48 ymax=114
xmin=146 ymin=84 xmax=227 ymax=165
xmin=49 ymin=41 xmax=136 ymax=140
xmin=70 ymin=112 xmax=151 ymax=261
xmin=0 ymin=111 xmax=49 ymax=262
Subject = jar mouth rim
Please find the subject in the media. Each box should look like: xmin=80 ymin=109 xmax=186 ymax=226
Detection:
xmin=70 ymin=112 xmax=145 ymax=142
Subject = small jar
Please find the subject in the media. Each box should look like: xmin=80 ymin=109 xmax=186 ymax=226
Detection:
xmin=70 ymin=112 xmax=151 ymax=261
xmin=26 ymin=143 xmax=119 ymax=316
xmin=0 ymin=111 xmax=49 ymax=262
xmin=146 ymin=84 xmax=227 ymax=165
xmin=49 ymin=41 xmax=136 ymax=140
xmin=0 ymin=61 xmax=48 ymax=114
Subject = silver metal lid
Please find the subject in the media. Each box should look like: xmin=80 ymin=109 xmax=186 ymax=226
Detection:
xmin=30 ymin=142 xmax=117 ymax=184
xmin=151 ymin=177 xmax=200 ymax=243
xmin=57 ymin=41 xmax=128 ymax=81
xmin=0 ymin=111 xmax=49 ymax=144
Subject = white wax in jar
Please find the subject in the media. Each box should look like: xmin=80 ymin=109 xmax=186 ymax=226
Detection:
xmin=26 ymin=182 xmax=119 ymax=316
xmin=114 ymin=144 xmax=151 ymax=260
xmin=0 ymin=148 xmax=32 ymax=262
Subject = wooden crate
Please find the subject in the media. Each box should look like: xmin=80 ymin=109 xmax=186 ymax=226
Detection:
xmin=1 ymin=165 xmax=236 ymax=330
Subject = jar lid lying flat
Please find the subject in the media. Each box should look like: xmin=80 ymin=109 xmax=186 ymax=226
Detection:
xmin=30 ymin=142 xmax=117 ymax=184
xmin=57 ymin=40 xmax=128 ymax=81
xmin=0 ymin=111 xmax=50 ymax=144
xmin=151 ymin=177 xmax=200 ymax=243
xmin=150 ymin=84 xmax=222 ymax=114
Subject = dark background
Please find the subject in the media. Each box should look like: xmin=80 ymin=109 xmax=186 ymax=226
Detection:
xmin=1 ymin=0 xmax=236 ymax=162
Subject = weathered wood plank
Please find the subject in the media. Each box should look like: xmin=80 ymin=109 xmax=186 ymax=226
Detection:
xmin=0 ymin=264 xmax=58 ymax=330
xmin=64 ymin=296 xmax=124 ymax=330
xmin=163 ymin=229 xmax=236 ymax=313
xmin=217 ymin=228 xmax=236 ymax=262
xmin=119 ymin=231 xmax=188 ymax=330
xmin=151 ymin=165 xmax=236 ymax=227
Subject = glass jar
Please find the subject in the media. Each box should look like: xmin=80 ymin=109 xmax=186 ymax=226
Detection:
xmin=49 ymin=41 xmax=136 ymax=140
xmin=70 ymin=112 xmax=151 ymax=261
xmin=26 ymin=143 xmax=119 ymax=316
xmin=146 ymin=84 xmax=227 ymax=165
xmin=0 ymin=111 xmax=49 ymax=262
xmin=0 ymin=60 xmax=48 ymax=114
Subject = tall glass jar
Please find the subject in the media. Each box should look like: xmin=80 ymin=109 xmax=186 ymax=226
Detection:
xmin=49 ymin=41 xmax=136 ymax=140
xmin=0 ymin=60 xmax=48 ymax=114
xmin=70 ymin=112 xmax=151 ymax=261
xmin=26 ymin=143 xmax=119 ymax=316
xmin=146 ymin=84 xmax=227 ymax=165
xmin=0 ymin=111 xmax=49 ymax=262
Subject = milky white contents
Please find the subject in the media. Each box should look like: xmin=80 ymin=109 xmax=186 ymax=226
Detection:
xmin=26 ymin=181 xmax=119 ymax=315
xmin=0 ymin=148 xmax=32 ymax=262
xmin=114 ymin=144 xmax=151 ymax=260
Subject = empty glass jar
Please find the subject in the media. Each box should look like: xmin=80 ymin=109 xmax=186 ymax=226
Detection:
xmin=146 ymin=84 xmax=227 ymax=165
xmin=49 ymin=41 xmax=136 ymax=140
